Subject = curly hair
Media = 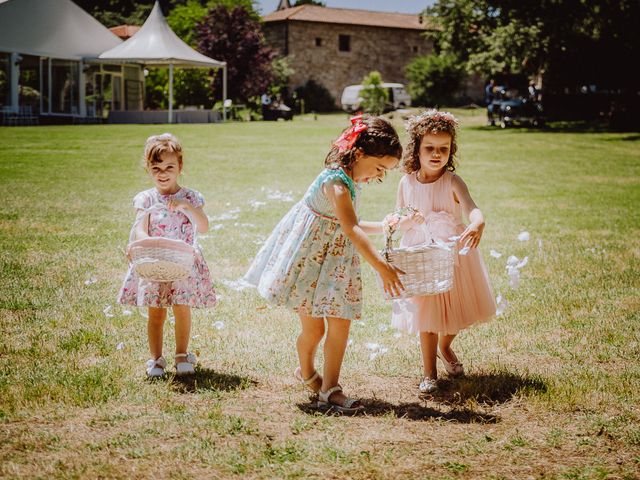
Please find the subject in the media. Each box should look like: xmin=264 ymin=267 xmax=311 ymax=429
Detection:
xmin=325 ymin=116 xmax=402 ymax=169
xmin=402 ymin=110 xmax=459 ymax=174
xmin=142 ymin=133 xmax=183 ymax=169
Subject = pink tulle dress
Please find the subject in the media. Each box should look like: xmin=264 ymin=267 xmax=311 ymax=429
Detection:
xmin=391 ymin=171 xmax=496 ymax=334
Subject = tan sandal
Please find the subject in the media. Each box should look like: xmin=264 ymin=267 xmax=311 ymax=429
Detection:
xmin=294 ymin=367 xmax=321 ymax=393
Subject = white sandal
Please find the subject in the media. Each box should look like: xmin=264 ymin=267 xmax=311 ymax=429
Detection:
xmin=175 ymin=352 xmax=197 ymax=376
xmin=146 ymin=356 xmax=167 ymax=378
xmin=294 ymin=367 xmax=321 ymax=393
xmin=437 ymin=350 xmax=465 ymax=377
xmin=317 ymin=385 xmax=364 ymax=415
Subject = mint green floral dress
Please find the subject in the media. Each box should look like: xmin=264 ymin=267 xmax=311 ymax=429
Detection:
xmin=245 ymin=168 xmax=362 ymax=320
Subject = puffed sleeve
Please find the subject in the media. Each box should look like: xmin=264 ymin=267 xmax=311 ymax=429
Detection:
xmin=132 ymin=191 xmax=150 ymax=211
xmin=187 ymin=189 xmax=205 ymax=208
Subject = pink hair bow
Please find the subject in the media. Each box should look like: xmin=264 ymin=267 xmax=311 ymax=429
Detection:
xmin=333 ymin=115 xmax=368 ymax=152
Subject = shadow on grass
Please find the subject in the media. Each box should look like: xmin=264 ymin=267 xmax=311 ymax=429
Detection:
xmin=295 ymin=400 xmax=497 ymax=423
xmin=429 ymin=371 xmax=548 ymax=406
xmin=295 ymin=371 xmax=546 ymax=422
xmin=167 ymin=367 xmax=257 ymax=394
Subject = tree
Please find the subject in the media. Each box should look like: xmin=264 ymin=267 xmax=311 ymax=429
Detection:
xmin=196 ymin=6 xmax=275 ymax=103
xmin=425 ymin=0 xmax=640 ymax=93
xmin=268 ymin=57 xmax=295 ymax=97
xmin=405 ymin=53 xmax=466 ymax=107
xmin=360 ymin=71 xmax=388 ymax=115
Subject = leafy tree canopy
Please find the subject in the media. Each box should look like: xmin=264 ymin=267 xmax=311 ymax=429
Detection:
xmin=197 ymin=6 xmax=275 ymax=102
xmin=426 ymin=0 xmax=639 ymax=91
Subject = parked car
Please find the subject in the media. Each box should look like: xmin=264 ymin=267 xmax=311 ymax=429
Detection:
xmin=262 ymin=101 xmax=294 ymax=121
xmin=491 ymin=88 xmax=544 ymax=128
xmin=340 ymin=83 xmax=411 ymax=113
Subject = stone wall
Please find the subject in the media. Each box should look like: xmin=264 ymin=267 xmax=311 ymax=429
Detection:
xmin=264 ymin=21 xmax=432 ymax=107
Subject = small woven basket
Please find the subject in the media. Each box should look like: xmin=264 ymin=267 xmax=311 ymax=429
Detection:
xmin=376 ymin=210 xmax=455 ymax=300
xmin=128 ymin=205 xmax=196 ymax=283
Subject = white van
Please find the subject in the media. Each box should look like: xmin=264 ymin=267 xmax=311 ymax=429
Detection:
xmin=340 ymin=83 xmax=412 ymax=113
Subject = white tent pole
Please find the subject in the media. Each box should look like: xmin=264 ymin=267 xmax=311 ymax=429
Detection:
xmin=222 ymin=63 xmax=227 ymax=122
xmin=168 ymin=63 xmax=174 ymax=124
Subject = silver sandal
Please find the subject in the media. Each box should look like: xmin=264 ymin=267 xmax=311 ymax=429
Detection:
xmin=174 ymin=352 xmax=197 ymax=376
xmin=146 ymin=356 xmax=167 ymax=378
xmin=317 ymin=385 xmax=364 ymax=415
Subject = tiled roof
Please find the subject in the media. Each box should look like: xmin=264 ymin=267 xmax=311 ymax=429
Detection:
xmin=109 ymin=25 xmax=141 ymax=40
xmin=263 ymin=5 xmax=431 ymax=31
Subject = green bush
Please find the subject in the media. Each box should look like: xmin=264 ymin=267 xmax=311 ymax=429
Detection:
xmin=406 ymin=53 xmax=466 ymax=107
xmin=360 ymin=71 xmax=389 ymax=115
xmin=294 ymin=79 xmax=335 ymax=113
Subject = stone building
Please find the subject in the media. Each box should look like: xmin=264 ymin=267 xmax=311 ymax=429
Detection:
xmin=262 ymin=3 xmax=433 ymax=108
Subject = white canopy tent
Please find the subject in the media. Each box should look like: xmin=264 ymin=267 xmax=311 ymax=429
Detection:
xmin=98 ymin=1 xmax=227 ymax=122
xmin=0 ymin=0 xmax=123 ymax=117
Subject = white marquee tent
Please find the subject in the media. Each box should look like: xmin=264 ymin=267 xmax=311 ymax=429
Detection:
xmin=98 ymin=1 xmax=228 ymax=123
xmin=0 ymin=0 xmax=125 ymax=119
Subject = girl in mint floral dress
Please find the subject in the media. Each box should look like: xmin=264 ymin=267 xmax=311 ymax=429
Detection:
xmin=245 ymin=116 xmax=407 ymax=414
xmin=118 ymin=134 xmax=216 ymax=378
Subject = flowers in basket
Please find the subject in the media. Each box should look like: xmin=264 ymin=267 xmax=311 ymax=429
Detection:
xmin=382 ymin=206 xmax=420 ymax=253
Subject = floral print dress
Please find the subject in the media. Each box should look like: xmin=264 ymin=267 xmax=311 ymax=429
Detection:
xmin=244 ymin=168 xmax=362 ymax=320
xmin=117 ymin=187 xmax=217 ymax=308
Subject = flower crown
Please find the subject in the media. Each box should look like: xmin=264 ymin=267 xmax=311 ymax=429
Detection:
xmin=405 ymin=109 xmax=459 ymax=133
xmin=332 ymin=115 xmax=368 ymax=152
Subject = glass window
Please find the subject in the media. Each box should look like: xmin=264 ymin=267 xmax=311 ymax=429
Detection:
xmin=19 ymin=54 xmax=40 ymax=113
xmin=339 ymin=35 xmax=350 ymax=52
xmin=315 ymin=37 xmax=322 ymax=47
xmin=125 ymin=79 xmax=143 ymax=110
xmin=51 ymin=59 xmax=79 ymax=114
xmin=0 ymin=52 xmax=9 ymax=108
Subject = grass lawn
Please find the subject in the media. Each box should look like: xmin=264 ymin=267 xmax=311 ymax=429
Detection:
xmin=1 ymin=111 xmax=639 ymax=479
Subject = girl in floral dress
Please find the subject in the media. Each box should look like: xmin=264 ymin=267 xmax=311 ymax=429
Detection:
xmin=245 ymin=116 xmax=408 ymax=414
xmin=118 ymin=133 xmax=216 ymax=378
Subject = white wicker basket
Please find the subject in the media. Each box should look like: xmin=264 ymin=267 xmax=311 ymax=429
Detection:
xmin=128 ymin=205 xmax=196 ymax=283
xmin=376 ymin=220 xmax=455 ymax=300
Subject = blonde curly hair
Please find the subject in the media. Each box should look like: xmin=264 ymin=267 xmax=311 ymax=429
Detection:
xmin=402 ymin=110 xmax=459 ymax=174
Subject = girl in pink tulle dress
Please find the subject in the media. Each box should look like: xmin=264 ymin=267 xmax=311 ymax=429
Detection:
xmin=392 ymin=111 xmax=496 ymax=394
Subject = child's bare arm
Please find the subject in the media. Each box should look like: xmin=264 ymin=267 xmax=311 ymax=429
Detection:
xmin=324 ymin=182 xmax=404 ymax=297
xmin=452 ymin=175 xmax=485 ymax=248
xmin=131 ymin=210 xmax=149 ymax=241
xmin=167 ymin=199 xmax=209 ymax=233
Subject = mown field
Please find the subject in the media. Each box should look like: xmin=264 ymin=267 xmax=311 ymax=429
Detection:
xmin=1 ymin=110 xmax=639 ymax=479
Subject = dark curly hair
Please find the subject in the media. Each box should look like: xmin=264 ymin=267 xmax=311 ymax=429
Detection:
xmin=325 ymin=116 xmax=402 ymax=169
xmin=402 ymin=110 xmax=459 ymax=174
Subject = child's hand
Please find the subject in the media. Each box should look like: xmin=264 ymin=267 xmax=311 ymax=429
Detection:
xmin=125 ymin=243 xmax=134 ymax=262
xmin=167 ymin=199 xmax=191 ymax=213
xmin=398 ymin=211 xmax=425 ymax=231
xmin=459 ymin=221 xmax=484 ymax=249
xmin=378 ymin=262 xmax=405 ymax=298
